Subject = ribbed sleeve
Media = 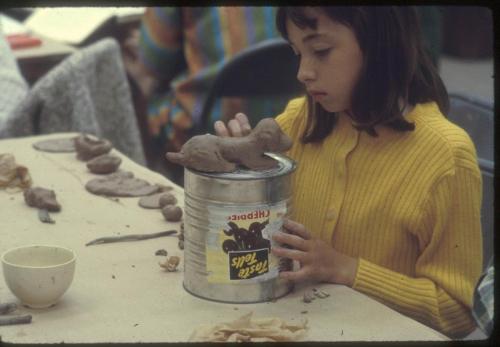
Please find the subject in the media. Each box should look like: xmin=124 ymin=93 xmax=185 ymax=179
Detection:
xmin=275 ymin=98 xmax=483 ymax=338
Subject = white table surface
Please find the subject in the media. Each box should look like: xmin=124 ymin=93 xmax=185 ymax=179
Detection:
xmin=0 ymin=133 xmax=449 ymax=343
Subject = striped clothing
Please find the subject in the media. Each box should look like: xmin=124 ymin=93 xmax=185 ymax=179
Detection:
xmin=276 ymin=98 xmax=482 ymax=338
xmin=472 ymin=262 xmax=494 ymax=336
xmin=137 ymin=7 xmax=288 ymax=151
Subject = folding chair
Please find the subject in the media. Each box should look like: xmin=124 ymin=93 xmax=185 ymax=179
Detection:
xmin=198 ymin=38 xmax=305 ymax=134
xmin=448 ymin=92 xmax=494 ymax=270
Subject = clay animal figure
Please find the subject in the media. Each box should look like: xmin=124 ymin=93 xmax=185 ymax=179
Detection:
xmin=166 ymin=118 xmax=292 ymax=172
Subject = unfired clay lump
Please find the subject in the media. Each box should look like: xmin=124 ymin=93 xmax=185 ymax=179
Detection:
xmin=85 ymin=171 xmax=160 ymax=197
xmin=166 ymin=118 xmax=292 ymax=173
xmin=161 ymin=205 xmax=183 ymax=222
xmin=75 ymin=134 xmax=112 ymax=161
xmin=159 ymin=193 xmax=177 ymax=207
xmin=32 ymin=137 xmax=77 ymax=153
xmin=138 ymin=192 xmax=177 ymax=209
xmin=24 ymin=187 xmax=61 ymax=212
xmin=86 ymin=154 xmax=122 ymax=174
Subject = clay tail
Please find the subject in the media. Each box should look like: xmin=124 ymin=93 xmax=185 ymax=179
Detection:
xmin=165 ymin=152 xmax=186 ymax=165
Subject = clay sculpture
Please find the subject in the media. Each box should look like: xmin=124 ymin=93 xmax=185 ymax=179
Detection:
xmin=24 ymin=187 xmax=61 ymax=212
xmin=74 ymin=134 xmax=112 ymax=161
xmin=86 ymin=154 xmax=122 ymax=174
xmin=166 ymin=118 xmax=292 ymax=172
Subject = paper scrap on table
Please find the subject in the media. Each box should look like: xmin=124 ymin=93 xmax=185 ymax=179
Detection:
xmin=189 ymin=311 xmax=307 ymax=342
xmin=0 ymin=153 xmax=32 ymax=192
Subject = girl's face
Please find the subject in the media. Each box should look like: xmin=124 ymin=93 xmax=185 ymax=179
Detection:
xmin=287 ymin=9 xmax=363 ymax=114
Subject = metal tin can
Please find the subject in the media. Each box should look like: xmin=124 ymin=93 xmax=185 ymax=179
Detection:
xmin=183 ymin=153 xmax=296 ymax=303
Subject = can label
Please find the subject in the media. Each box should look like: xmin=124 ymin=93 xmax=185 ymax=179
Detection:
xmin=206 ymin=202 xmax=286 ymax=284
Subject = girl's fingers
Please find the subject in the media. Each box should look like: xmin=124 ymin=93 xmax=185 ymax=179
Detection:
xmin=271 ymin=245 xmax=306 ymax=262
xmin=214 ymin=120 xmax=230 ymax=137
xmin=273 ymin=231 xmax=309 ymax=251
xmin=283 ymin=219 xmax=311 ymax=240
xmin=228 ymin=119 xmax=243 ymax=137
xmin=279 ymin=268 xmax=309 ymax=282
xmin=235 ymin=113 xmax=251 ymax=135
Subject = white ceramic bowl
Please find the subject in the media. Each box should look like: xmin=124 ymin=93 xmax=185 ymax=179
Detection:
xmin=1 ymin=245 xmax=76 ymax=308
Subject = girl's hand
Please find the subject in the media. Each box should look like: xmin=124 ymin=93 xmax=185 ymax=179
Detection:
xmin=214 ymin=113 xmax=252 ymax=137
xmin=272 ymin=219 xmax=359 ymax=286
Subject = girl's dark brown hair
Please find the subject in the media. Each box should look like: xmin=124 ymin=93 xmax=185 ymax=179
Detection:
xmin=276 ymin=6 xmax=449 ymax=142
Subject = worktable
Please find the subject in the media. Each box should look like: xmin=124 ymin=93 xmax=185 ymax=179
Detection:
xmin=0 ymin=133 xmax=449 ymax=343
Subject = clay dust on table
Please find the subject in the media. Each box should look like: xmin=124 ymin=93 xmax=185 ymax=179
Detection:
xmin=166 ymin=118 xmax=292 ymax=173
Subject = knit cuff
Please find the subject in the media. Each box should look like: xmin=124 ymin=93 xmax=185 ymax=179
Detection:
xmin=352 ymin=258 xmax=424 ymax=305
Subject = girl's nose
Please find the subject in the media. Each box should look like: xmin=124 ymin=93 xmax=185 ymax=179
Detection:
xmin=296 ymin=60 xmax=316 ymax=84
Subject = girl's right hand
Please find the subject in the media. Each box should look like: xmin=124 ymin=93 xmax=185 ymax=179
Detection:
xmin=214 ymin=113 xmax=252 ymax=137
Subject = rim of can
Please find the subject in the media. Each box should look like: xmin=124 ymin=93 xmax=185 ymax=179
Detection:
xmin=186 ymin=153 xmax=296 ymax=180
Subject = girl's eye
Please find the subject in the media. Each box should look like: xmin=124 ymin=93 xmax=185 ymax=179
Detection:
xmin=314 ymin=48 xmax=331 ymax=57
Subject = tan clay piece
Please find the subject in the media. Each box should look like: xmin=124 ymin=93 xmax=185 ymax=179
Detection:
xmin=161 ymin=205 xmax=183 ymax=222
xmin=86 ymin=154 xmax=122 ymax=174
xmin=24 ymin=187 xmax=61 ymax=212
xmin=85 ymin=171 xmax=160 ymax=197
xmin=166 ymin=118 xmax=292 ymax=172
xmin=74 ymin=134 xmax=112 ymax=161
xmin=138 ymin=192 xmax=176 ymax=209
xmin=32 ymin=137 xmax=77 ymax=153
xmin=0 ymin=154 xmax=32 ymax=191
xmin=159 ymin=255 xmax=180 ymax=272
xmin=189 ymin=311 xmax=307 ymax=342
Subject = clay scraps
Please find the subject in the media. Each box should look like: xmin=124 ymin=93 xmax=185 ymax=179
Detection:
xmin=166 ymin=118 xmax=292 ymax=173
xmin=303 ymin=288 xmax=330 ymax=303
xmin=0 ymin=153 xmax=32 ymax=192
xmin=189 ymin=311 xmax=307 ymax=342
xmin=159 ymin=255 xmax=180 ymax=272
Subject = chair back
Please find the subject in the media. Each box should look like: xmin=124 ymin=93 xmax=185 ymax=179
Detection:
xmin=448 ymin=93 xmax=494 ymax=270
xmin=198 ymin=38 xmax=304 ymax=133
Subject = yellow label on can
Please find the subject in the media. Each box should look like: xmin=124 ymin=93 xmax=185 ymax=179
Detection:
xmin=206 ymin=202 xmax=286 ymax=284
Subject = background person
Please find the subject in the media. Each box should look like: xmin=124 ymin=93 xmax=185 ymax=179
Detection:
xmin=124 ymin=7 xmax=291 ymax=182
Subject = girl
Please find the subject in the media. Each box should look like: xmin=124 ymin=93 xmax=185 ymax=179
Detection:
xmin=213 ymin=7 xmax=482 ymax=338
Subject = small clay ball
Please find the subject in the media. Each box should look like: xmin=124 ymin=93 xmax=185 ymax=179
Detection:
xmin=159 ymin=193 xmax=177 ymax=207
xmin=161 ymin=205 xmax=183 ymax=222
xmin=86 ymin=154 xmax=122 ymax=174
xmin=74 ymin=134 xmax=112 ymax=161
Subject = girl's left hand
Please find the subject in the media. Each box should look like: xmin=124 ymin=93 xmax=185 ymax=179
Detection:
xmin=271 ymin=219 xmax=359 ymax=286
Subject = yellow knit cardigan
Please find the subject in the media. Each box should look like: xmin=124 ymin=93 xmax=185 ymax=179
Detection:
xmin=275 ymin=97 xmax=482 ymax=338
